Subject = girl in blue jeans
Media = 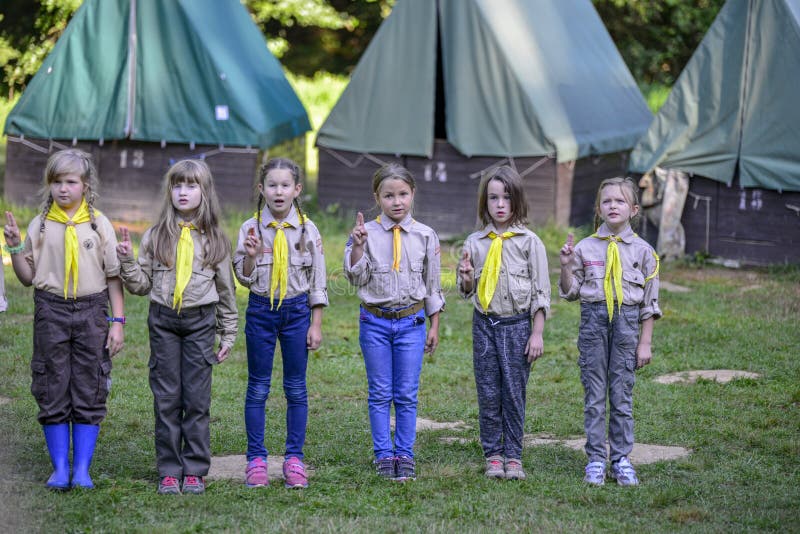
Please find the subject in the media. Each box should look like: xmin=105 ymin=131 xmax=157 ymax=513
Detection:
xmin=344 ymin=163 xmax=445 ymax=481
xmin=234 ymin=158 xmax=328 ymax=489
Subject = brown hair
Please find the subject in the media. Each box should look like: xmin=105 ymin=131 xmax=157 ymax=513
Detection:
xmin=38 ymin=149 xmax=100 ymax=238
xmin=477 ymin=165 xmax=529 ymax=227
xmin=255 ymin=157 xmax=307 ymax=247
xmin=372 ymin=163 xmax=416 ymax=195
xmin=593 ymin=176 xmax=641 ymax=230
xmin=147 ymin=159 xmax=230 ymax=268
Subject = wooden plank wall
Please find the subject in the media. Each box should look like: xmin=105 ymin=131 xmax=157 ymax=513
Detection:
xmin=682 ymin=176 xmax=800 ymax=264
xmin=4 ymin=137 xmax=258 ymax=222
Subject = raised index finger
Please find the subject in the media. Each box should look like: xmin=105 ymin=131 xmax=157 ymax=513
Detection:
xmin=5 ymin=211 xmax=17 ymax=228
xmin=356 ymin=211 xmax=364 ymax=226
xmin=120 ymin=226 xmax=130 ymax=242
xmin=566 ymin=232 xmax=574 ymax=247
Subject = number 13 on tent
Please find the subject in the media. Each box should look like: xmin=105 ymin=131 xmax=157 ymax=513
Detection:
xmin=119 ymin=149 xmax=145 ymax=169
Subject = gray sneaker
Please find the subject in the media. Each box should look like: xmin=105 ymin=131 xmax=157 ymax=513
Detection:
xmin=610 ymin=457 xmax=639 ymax=486
xmin=375 ymin=457 xmax=395 ymax=479
xmin=394 ymin=455 xmax=416 ymax=481
xmin=504 ymin=458 xmax=526 ymax=480
xmin=583 ymin=461 xmax=606 ymax=486
xmin=484 ymin=455 xmax=505 ymax=479
xmin=157 ymin=476 xmax=181 ymax=495
xmin=182 ymin=475 xmax=206 ymax=494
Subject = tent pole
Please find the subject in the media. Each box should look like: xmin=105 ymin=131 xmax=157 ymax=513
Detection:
xmin=124 ymin=0 xmax=138 ymax=138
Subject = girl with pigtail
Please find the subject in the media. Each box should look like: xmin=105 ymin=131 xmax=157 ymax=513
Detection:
xmin=3 ymin=148 xmax=124 ymax=491
xmin=233 ymin=157 xmax=328 ymax=489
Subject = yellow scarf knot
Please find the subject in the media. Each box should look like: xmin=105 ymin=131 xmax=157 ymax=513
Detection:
xmin=46 ymin=199 xmax=94 ymax=299
xmin=477 ymin=231 xmax=518 ymax=311
xmin=268 ymin=221 xmax=292 ymax=309
xmin=173 ymin=222 xmax=196 ymax=311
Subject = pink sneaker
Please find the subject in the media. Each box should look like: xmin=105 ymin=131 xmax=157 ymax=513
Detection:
xmin=245 ymin=457 xmax=269 ymax=488
xmin=283 ymin=456 xmax=308 ymax=489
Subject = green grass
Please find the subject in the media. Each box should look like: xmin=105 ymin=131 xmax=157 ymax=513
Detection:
xmin=1 ymin=202 xmax=798 ymax=532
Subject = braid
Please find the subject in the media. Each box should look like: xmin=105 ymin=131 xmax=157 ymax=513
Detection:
xmin=39 ymin=196 xmax=53 ymax=237
xmin=293 ymin=198 xmax=307 ymax=250
xmin=256 ymin=193 xmax=265 ymax=250
xmin=87 ymin=197 xmax=99 ymax=233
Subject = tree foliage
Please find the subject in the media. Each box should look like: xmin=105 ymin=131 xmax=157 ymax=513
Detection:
xmin=0 ymin=0 xmax=725 ymax=99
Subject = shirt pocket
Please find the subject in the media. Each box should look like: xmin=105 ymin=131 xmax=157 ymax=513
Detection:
xmin=508 ymin=265 xmax=532 ymax=306
xmin=152 ymin=262 xmax=173 ymax=300
xmin=367 ymin=263 xmax=393 ymax=298
xmin=184 ymin=266 xmax=215 ymax=302
xmin=288 ymin=254 xmax=313 ymax=290
xmin=622 ymin=269 xmax=645 ymax=304
xmin=253 ymin=252 xmax=274 ymax=294
xmin=409 ymin=260 xmax=424 ymax=289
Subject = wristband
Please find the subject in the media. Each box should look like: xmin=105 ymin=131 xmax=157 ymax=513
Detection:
xmin=107 ymin=316 xmax=126 ymax=325
xmin=3 ymin=243 xmax=25 ymax=255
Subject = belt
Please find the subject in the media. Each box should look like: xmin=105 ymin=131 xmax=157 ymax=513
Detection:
xmin=361 ymin=301 xmax=424 ymax=320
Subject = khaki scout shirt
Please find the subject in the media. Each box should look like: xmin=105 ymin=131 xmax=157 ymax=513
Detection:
xmin=233 ymin=206 xmax=328 ymax=308
xmin=0 ymin=250 xmax=7 ymax=312
xmin=560 ymin=223 xmax=661 ymax=321
xmin=23 ymin=213 xmax=120 ymax=298
xmin=458 ymin=223 xmax=551 ymax=319
xmin=344 ymin=213 xmax=445 ymax=316
xmin=119 ymin=225 xmax=238 ymax=349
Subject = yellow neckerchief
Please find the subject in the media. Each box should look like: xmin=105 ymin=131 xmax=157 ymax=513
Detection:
xmin=477 ymin=229 xmax=519 ymax=311
xmin=46 ymin=199 xmax=94 ymax=299
xmin=376 ymin=215 xmax=407 ymax=271
xmin=592 ymin=227 xmax=660 ymax=320
xmin=173 ymin=222 xmax=196 ymax=311
xmin=257 ymin=207 xmax=309 ymax=310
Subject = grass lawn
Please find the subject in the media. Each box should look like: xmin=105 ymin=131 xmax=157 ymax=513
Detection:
xmin=1 ymin=204 xmax=799 ymax=533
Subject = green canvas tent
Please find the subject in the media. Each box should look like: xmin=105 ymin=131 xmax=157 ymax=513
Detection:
xmin=316 ymin=0 xmax=652 ymax=234
xmin=4 ymin=0 xmax=310 ymax=220
xmin=629 ymin=0 xmax=800 ymax=264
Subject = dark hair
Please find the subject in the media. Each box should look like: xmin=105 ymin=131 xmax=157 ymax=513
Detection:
xmin=593 ymin=176 xmax=641 ymax=230
xmin=255 ymin=157 xmax=306 ymax=248
xmin=477 ymin=165 xmax=528 ymax=227
xmin=38 ymin=149 xmax=100 ymax=240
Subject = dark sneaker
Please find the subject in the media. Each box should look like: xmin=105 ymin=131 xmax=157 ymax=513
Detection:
xmin=245 ymin=457 xmax=269 ymax=488
xmin=283 ymin=456 xmax=309 ymax=489
xmin=504 ymin=458 xmax=526 ymax=480
xmin=394 ymin=455 xmax=416 ymax=481
xmin=484 ymin=455 xmax=505 ymax=479
xmin=182 ymin=475 xmax=206 ymax=494
xmin=157 ymin=476 xmax=181 ymax=495
xmin=584 ymin=461 xmax=606 ymax=486
xmin=375 ymin=456 xmax=396 ymax=479
xmin=610 ymin=457 xmax=639 ymax=486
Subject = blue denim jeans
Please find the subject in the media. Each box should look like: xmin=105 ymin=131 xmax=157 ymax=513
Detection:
xmin=245 ymin=293 xmax=310 ymax=461
xmin=359 ymin=306 xmax=426 ymax=460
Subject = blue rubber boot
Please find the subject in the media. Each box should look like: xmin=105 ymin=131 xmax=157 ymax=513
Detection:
xmin=71 ymin=424 xmax=100 ymax=489
xmin=42 ymin=424 xmax=71 ymax=490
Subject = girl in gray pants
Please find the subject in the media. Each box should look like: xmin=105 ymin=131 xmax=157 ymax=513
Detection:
xmin=457 ymin=166 xmax=550 ymax=480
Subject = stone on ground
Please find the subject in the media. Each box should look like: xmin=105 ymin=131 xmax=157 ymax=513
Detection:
xmin=653 ymin=369 xmax=760 ymax=385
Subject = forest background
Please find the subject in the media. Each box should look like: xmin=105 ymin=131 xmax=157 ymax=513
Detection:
xmin=0 ymin=0 xmax=725 ymax=164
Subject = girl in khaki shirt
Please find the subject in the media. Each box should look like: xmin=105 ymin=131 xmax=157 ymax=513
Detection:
xmin=457 ymin=166 xmax=549 ymax=481
xmin=4 ymin=149 xmax=124 ymax=491
xmin=117 ymin=159 xmax=237 ymax=495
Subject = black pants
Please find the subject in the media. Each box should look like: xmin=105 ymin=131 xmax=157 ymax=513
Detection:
xmin=31 ymin=289 xmax=112 ymax=425
xmin=148 ymin=302 xmax=217 ymax=478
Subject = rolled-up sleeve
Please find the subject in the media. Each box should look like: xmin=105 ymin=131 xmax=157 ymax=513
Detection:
xmin=423 ymin=232 xmax=445 ymax=316
xmin=214 ymin=255 xmax=239 ymax=349
xmin=529 ymin=235 xmax=551 ymax=319
xmin=639 ymin=249 xmax=662 ymax=321
xmin=307 ymin=225 xmax=328 ymax=308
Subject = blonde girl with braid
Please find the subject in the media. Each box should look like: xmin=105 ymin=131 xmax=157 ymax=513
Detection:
xmin=559 ymin=176 xmax=661 ymax=487
xmin=116 ymin=159 xmax=238 ymax=495
xmin=233 ymin=157 xmax=328 ymax=489
xmin=4 ymin=149 xmax=124 ymax=490
xmin=457 ymin=166 xmax=550 ymax=481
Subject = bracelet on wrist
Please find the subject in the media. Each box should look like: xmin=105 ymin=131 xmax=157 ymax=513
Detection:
xmin=3 ymin=243 xmax=25 ymax=255
xmin=107 ymin=316 xmax=126 ymax=325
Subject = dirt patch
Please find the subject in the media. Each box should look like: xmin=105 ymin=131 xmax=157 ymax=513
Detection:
xmin=402 ymin=417 xmax=468 ymax=431
xmin=739 ymin=284 xmax=763 ymax=293
xmin=660 ymin=281 xmax=691 ymax=293
xmin=653 ymin=369 xmax=761 ymax=385
xmin=523 ymin=434 xmax=690 ymax=464
xmin=207 ymin=454 xmax=308 ymax=482
xmin=0 ymin=397 xmax=12 ymax=406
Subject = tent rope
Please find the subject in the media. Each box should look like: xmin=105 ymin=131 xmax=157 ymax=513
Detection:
xmin=468 ymin=154 xmax=553 ymax=180
xmin=6 ymin=135 xmax=49 ymax=154
xmin=321 ymin=147 xmax=392 ymax=169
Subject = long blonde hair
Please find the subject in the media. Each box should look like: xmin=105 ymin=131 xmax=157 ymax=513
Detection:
xmin=147 ymin=159 xmax=230 ymax=268
xmin=37 ymin=149 xmax=100 ymax=237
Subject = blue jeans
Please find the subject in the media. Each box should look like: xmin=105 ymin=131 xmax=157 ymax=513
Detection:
xmin=245 ymin=293 xmax=310 ymax=461
xmin=359 ymin=306 xmax=426 ymax=460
